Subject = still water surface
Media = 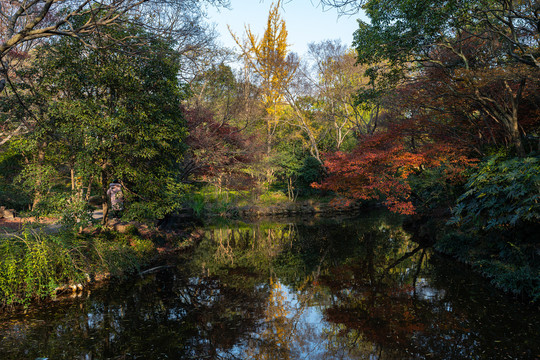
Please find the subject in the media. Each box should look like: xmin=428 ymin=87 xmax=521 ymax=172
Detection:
xmin=0 ymin=212 xmax=539 ymax=359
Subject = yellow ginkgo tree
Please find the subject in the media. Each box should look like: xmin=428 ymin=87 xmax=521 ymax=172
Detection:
xmin=230 ymin=0 xmax=297 ymax=154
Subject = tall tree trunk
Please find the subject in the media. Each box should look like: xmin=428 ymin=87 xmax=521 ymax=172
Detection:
xmin=508 ymin=112 xmax=525 ymax=157
xmin=507 ymin=79 xmax=526 ymax=157
xmin=71 ymin=167 xmax=76 ymax=191
xmin=101 ymin=169 xmax=109 ymax=225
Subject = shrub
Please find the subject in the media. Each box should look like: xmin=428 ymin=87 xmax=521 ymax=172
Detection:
xmin=0 ymin=230 xmax=85 ymax=308
xmin=0 ymin=229 xmax=157 ymax=309
xmin=449 ymin=154 xmax=540 ymax=230
xmin=297 ymin=156 xmax=325 ymax=189
xmin=408 ymin=165 xmax=466 ymax=214
xmin=438 ymin=154 xmax=540 ymax=300
xmin=0 ymin=144 xmax=31 ymax=211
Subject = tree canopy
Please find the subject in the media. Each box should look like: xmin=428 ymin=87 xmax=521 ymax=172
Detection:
xmin=9 ymin=21 xmax=188 ymax=221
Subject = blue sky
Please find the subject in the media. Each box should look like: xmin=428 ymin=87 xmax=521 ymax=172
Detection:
xmin=207 ymin=0 xmax=367 ymax=57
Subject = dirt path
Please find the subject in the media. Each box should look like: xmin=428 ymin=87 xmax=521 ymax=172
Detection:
xmin=0 ymin=217 xmax=63 ymax=236
xmin=0 ymin=210 xmax=107 ymax=235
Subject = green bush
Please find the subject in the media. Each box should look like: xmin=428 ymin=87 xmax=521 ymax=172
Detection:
xmin=90 ymin=237 xmax=141 ymax=275
xmin=0 ymin=145 xmax=30 ymax=211
xmin=408 ymin=165 xmax=465 ymax=214
xmin=286 ymin=155 xmax=327 ymax=197
xmin=449 ymin=154 xmax=540 ymax=230
xmin=182 ymin=185 xmax=242 ymax=217
xmin=0 ymin=229 xmax=157 ymax=309
xmin=437 ymin=154 xmax=540 ymax=300
xmin=0 ymin=183 xmax=31 ymax=212
xmin=297 ymin=156 xmax=325 ymax=189
xmin=0 ymin=231 xmax=85 ymax=307
xmin=258 ymin=190 xmax=290 ymax=205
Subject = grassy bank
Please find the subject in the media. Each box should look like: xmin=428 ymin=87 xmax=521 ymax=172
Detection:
xmin=183 ymin=186 xmax=294 ymax=217
xmin=182 ymin=184 xmax=339 ymax=219
xmin=0 ymin=228 xmax=159 ymax=311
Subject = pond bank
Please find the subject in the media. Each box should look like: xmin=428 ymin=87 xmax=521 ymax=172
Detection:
xmin=0 ymin=220 xmax=202 ymax=313
xmin=161 ymin=199 xmax=372 ymax=229
xmin=2 ymin=201 xmax=536 ymax=312
xmin=231 ymin=199 xmax=366 ymax=217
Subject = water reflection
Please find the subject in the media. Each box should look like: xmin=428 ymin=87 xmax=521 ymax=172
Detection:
xmin=0 ymin=212 xmax=538 ymax=359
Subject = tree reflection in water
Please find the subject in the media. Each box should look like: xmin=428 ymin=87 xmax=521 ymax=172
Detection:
xmin=0 ymin=212 xmax=538 ymax=359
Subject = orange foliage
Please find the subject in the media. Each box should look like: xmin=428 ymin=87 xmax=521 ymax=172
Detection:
xmin=314 ymin=124 xmax=476 ymax=214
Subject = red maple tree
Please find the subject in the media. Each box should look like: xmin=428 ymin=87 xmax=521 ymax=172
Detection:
xmin=314 ymin=119 xmax=475 ymax=215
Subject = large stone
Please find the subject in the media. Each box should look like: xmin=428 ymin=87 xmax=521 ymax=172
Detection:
xmin=0 ymin=206 xmax=16 ymax=219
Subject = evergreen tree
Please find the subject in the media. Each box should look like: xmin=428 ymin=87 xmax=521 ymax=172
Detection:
xmin=16 ymin=23 xmax=188 ymax=222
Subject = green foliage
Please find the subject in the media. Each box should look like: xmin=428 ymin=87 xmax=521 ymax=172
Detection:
xmin=266 ymin=136 xmax=304 ymax=178
xmin=0 ymin=144 xmax=30 ymax=211
xmin=59 ymin=197 xmax=95 ymax=230
xmin=270 ymin=144 xmax=304 ymax=181
xmin=0 ymin=182 xmax=30 ymax=212
xmin=183 ymin=185 xmax=249 ymax=217
xmin=0 ymin=230 xmax=157 ymax=309
xmin=89 ymin=235 xmax=153 ymax=275
xmin=296 ymin=156 xmax=325 ymax=189
xmin=355 ymin=0 xmax=464 ymax=66
xmin=408 ymin=165 xmax=465 ymax=214
xmin=0 ymin=230 xmax=85 ymax=307
xmin=181 ymin=183 xmax=298 ymax=218
xmin=121 ymin=179 xmax=191 ymax=222
xmin=257 ymin=191 xmax=290 ymax=206
xmin=436 ymin=154 xmax=540 ymax=299
xmin=184 ymin=191 xmax=209 ymax=218
xmin=7 ymin=20 xmax=189 ymax=222
xmin=449 ymin=154 xmax=540 ymax=230
xmin=268 ymin=141 xmax=327 ymax=198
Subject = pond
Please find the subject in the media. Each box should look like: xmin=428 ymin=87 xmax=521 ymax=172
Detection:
xmin=0 ymin=211 xmax=539 ymax=359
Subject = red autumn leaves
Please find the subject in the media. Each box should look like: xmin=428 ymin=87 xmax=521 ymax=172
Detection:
xmin=314 ymin=124 xmax=476 ymax=215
